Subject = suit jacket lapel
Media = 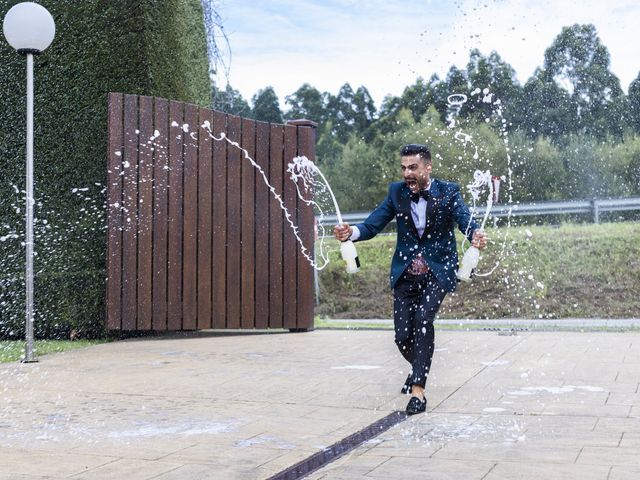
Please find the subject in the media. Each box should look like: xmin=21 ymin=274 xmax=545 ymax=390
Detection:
xmin=424 ymin=179 xmax=441 ymax=236
xmin=399 ymin=185 xmax=419 ymax=238
xmin=425 ymin=193 xmax=435 ymax=234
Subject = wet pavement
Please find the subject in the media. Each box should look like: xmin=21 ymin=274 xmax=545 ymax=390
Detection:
xmin=1 ymin=329 xmax=639 ymax=479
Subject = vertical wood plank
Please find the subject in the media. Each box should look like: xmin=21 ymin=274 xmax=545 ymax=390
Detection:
xmin=197 ymin=108 xmax=213 ymax=330
xmin=122 ymin=94 xmax=138 ymax=330
xmin=283 ymin=124 xmax=298 ymax=329
xmin=106 ymin=93 xmax=123 ymax=331
xmin=109 ymin=95 xmax=315 ymax=333
xmin=241 ymin=118 xmax=256 ymax=328
xmin=254 ymin=121 xmax=270 ymax=329
xmin=268 ymin=124 xmax=284 ymax=329
xmin=295 ymin=125 xmax=316 ymax=330
xmin=211 ymin=111 xmax=227 ymax=329
xmin=137 ymin=96 xmax=153 ymax=331
xmin=152 ymin=97 xmax=169 ymax=331
xmin=225 ymin=115 xmax=242 ymax=328
xmin=182 ymin=104 xmax=199 ymax=330
xmin=167 ymin=101 xmax=184 ymax=330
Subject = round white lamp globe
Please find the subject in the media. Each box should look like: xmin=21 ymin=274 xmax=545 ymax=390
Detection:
xmin=3 ymin=2 xmax=55 ymax=53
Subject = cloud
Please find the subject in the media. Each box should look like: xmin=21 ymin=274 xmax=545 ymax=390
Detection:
xmin=215 ymin=0 xmax=640 ymax=110
xmin=443 ymin=0 xmax=640 ymax=88
xmin=219 ymin=0 xmax=454 ymax=106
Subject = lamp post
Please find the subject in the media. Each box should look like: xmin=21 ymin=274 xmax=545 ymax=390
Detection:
xmin=3 ymin=2 xmax=55 ymax=363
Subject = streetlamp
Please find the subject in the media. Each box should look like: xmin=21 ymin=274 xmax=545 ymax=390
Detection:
xmin=3 ymin=2 xmax=55 ymax=363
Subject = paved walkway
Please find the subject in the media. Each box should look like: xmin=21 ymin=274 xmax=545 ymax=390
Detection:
xmin=328 ymin=318 xmax=640 ymax=330
xmin=1 ymin=329 xmax=639 ymax=479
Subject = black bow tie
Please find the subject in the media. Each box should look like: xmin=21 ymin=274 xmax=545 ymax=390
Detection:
xmin=410 ymin=190 xmax=430 ymax=203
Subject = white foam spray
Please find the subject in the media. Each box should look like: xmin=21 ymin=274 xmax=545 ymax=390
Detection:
xmin=448 ymin=90 xmax=514 ymax=278
xmin=201 ymin=121 xmax=332 ymax=270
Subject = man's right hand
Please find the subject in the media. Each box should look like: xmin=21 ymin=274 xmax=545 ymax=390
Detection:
xmin=334 ymin=223 xmax=353 ymax=242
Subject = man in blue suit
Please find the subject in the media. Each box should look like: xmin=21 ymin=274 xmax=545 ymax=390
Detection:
xmin=334 ymin=144 xmax=487 ymax=415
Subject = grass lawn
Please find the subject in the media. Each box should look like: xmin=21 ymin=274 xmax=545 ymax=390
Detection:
xmin=316 ymin=221 xmax=640 ymax=320
xmin=0 ymin=340 xmax=106 ymax=363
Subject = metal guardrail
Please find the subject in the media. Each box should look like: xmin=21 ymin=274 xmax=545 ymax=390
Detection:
xmin=316 ymin=196 xmax=640 ymax=226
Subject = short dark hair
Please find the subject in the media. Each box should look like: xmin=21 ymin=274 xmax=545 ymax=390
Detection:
xmin=400 ymin=144 xmax=431 ymax=161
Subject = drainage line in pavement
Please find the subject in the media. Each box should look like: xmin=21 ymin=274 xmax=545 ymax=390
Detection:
xmin=267 ymin=410 xmax=408 ymax=480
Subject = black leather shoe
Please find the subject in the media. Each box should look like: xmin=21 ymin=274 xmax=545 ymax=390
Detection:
xmin=401 ymin=375 xmax=412 ymax=394
xmin=406 ymin=395 xmax=427 ymax=415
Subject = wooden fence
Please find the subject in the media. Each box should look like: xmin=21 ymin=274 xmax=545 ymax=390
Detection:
xmin=106 ymin=93 xmax=316 ymax=331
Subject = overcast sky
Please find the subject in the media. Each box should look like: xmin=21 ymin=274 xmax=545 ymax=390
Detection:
xmin=212 ymin=0 xmax=640 ymax=109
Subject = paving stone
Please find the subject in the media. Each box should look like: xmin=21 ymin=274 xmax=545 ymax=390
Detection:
xmin=577 ymin=446 xmax=640 ymax=466
xmin=542 ymin=402 xmax=631 ymax=417
xmin=0 ymin=449 xmax=117 ymax=477
xmin=609 ymin=465 xmax=640 ymax=480
xmin=594 ymin=416 xmax=640 ymax=434
xmin=434 ymin=441 xmax=581 ymax=464
xmin=150 ymin=464 xmax=227 ymax=480
xmin=483 ymin=461 xmax=610 ymax=479
xmin=366 ymin=457 xmax=494 ymax=479
xmin=160 ymin=442 xmax=287 ymax=466
xmin=2 ymin=330 xmax=640 ymax=480
xmin=619 ymin=432 xmax=640 ymax=448
xmin=68 ymin=459 xmax=182 ymax=480
xmin=607 ymin=392 xmax=640 ymax=406
xmin=0 ymin=475 xmax=62 ymax=480
xmin=614 ymin=370 xmax=640 ymax=384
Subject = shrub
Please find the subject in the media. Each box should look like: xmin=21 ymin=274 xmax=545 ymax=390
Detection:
xmin=0 ymin=0 xmax=210 ymax=339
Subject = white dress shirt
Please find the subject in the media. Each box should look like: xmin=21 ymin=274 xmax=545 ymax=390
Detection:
xmin=350 ymin=182 xmax=431 ymax=240
xmin=410 ymin=193 xmax=428 ymax=238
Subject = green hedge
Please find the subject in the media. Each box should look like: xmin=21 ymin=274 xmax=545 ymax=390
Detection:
xmin=0 ymin=0 xmax=210 ymax=339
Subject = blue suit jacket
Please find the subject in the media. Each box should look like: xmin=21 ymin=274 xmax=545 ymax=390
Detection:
xmin=354 ymin=179 xmax=479 ymax=292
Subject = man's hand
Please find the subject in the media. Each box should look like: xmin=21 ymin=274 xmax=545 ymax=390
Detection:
xmin=472 ymin=229 xmax=488 ymax=249
xmin=334 ymin=223 xmax=353 ymax=242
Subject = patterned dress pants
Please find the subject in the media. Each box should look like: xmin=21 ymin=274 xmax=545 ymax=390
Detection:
xmin=393 ymin=269 xmax=447 ymax=388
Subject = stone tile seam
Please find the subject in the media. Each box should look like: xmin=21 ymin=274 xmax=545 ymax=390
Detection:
xmin=480 ymin=462 xmax=499 ymax=480
xmin=66 ymin=456 xmax=122 ymax=478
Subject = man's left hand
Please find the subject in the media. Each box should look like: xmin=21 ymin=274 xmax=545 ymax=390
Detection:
xmin=472 ymin=229 xmax=488 ymax=249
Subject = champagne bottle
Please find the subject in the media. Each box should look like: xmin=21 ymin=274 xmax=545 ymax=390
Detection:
xmin=340 ymin=240 xmax=360 ymax=274
xmin=456 ymin=245 xmax=479 ymax=282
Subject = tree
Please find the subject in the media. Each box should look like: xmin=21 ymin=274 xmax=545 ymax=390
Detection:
xmin=377 ymin=77 xmax=434 ymax=125
xmin=401 ymin=77 xmax=433 ymax=121
xmin=316 ymin=121 xmax=344 ymax=167
xmin=437 ymin=66 xmax=469 ymax=124
xmin=201 ymin=0 xmax=231 ymax=82
xmin=542 ymin=24 xmax=626 ymax=137
xmin=427 ymin=74 xmax=451 ymax=123
xmin=367 ymin=95 xmax=404 ymax=138
xmin=352 ymin=86 xmax=377 ymax=134
xmin=251 ymin=86 xmax=283 ymax=123
xmin=325 ymin=83 xmax=377 ymax=142
xmin=514 ymin=70 xmax=575 ymax=139
xmin=284 ymin=83 xmax=326 ymax=124
xmin=378 ymin=94 xmax=402 ymax=119
xmin=465 ymin=49 xmax=521 ymax=122
xmin=509 ymin=134 xmax=567 ymax=201
xmin=212 ymin=84 xmax=251 ymax=117
xmin=628 ymin=72 xmax=640 ymax=134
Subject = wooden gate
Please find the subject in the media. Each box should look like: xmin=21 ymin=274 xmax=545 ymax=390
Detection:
xmin=106 ymin=93 xmax=316 ymax=331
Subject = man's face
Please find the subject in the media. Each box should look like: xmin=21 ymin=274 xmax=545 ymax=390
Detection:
xmin=401 ymin=154 xmax=432 ymax=193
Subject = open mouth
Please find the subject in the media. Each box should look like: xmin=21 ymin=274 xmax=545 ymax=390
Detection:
xmin=405 ymin=179 xmax=418 ymax=190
